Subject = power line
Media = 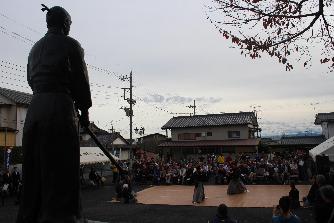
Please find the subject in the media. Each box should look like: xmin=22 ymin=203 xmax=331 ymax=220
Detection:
xmin=0 ymin=12 xmax=41 ymax=35
xmin=0 ymin=81 xmax=30 ymax=89
xmin=0 ymin=15 xmax=177 ymax=134
xmin=0 ymin=25 xmax=34 ymax=46
xmin=0 ymin=62 xmax=25 ymax=73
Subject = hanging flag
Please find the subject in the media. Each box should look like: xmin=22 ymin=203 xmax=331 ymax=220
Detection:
xmin=6 ymin=148 xmax=12 ymax=169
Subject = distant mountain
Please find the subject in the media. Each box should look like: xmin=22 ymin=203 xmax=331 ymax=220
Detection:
xmin=262 ymin=130 xmax=322 ymax=140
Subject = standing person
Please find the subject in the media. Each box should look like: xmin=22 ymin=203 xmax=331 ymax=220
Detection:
xmin=289 ymin=182 xmax=300 ymax=209
xmin=16 ymin=5 xmax=92 ymax=223
xmin=11 ymin=167 xmax=21 ymax=195
xmin=112 ymin=164 xmax=119 ymax=183
xmin=302 ymin=175 xmax=318 ymax=207
xmin=192 ymin=166 xmax=205 ymax=204
xmin=227 ymin=167 xmax=247 ymax=195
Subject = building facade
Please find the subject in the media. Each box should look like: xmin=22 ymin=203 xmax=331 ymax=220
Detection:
xmin=159 ymin=112 xmax=261 ymax=160
xmin=137 ymin=133 xmax=167 ymax=154
xmin=315 ymin=112 xmax=334 ymax=139
xmin=0 ymin=87 xmax=32 ymax=147
xmin=80 ymin=123 xmax=131 ymax=160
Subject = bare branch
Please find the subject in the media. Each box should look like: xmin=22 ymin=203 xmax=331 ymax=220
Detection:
xmin=267 ymin=13 xmax=321 ymax=47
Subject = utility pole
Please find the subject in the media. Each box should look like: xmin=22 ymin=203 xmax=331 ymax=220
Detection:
xmin=249 ymin=105 xmax=261 ymax=138
xmin=187 ymin=100 xmax=196 ymax=115
xmin=129 ymin=71 xmax=133 ymax=146
xmin=121 ymin=71 xmax=135 ymax=169
xmin=3 ymin=127 xmax=6 ymax=169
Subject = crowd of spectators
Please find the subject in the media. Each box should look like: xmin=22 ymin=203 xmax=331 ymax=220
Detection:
xmin=0 ymin=166 xmax=21 ymax=206
xmin=131 ymin=151 xmax=316 ymax=186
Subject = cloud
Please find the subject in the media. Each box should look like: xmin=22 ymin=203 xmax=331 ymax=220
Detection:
xmin=195 ymin=97 xmax=223 ymax=103
xmin=143 ymin=94 xmax=165 ymax=103
xmin=260 ymin=120 xmax=322 ymax=136
xmin=142 ymin=94 xmax=223 ymax=105
xmin=165 ymin=96 xmax=193 ymax=104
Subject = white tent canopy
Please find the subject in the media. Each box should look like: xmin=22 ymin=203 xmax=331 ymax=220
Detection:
xmin=80 ymin=147 xmax=119 ymax=165
xmin=309 ymin=136 xmax=334 ymax=162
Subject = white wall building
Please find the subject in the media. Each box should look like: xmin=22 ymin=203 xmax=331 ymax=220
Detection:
xmin=315 ymin=112 xmax=334 ymax=139
xmin=0 ymin=87 xmax=32 ymax=147
xmin=160 ymin=112 xmax=261 ymax=159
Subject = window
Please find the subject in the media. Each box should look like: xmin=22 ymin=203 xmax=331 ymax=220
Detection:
xmin=228 ymin=131 xmax=240 ymax=138
xmin=195 ymin=133 xmax=202 ymax=137
xmin=207 ymin=132 xmax=212 ymax=136
xmin=178 ymin=133 xmax=196 ymax=140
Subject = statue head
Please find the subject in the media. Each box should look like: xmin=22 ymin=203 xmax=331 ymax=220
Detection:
xmin=42 ymin=5 xmax=72 ymax=35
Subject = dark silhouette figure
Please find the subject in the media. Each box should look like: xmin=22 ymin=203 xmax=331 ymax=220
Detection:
xmin=289 ymin=182 xmax=300 ymax=209
xmin=16 ymin=5 xmax=92 ymax=223
xmin=210 ymin=203 xmax=237 ymax=223
xmin=11 ymin=167 xmax=21 ymax=195
xmin=314 ymin=185 xmax=334 ymax=223
xmin=272 ymin=196 xmax=300 ymax=223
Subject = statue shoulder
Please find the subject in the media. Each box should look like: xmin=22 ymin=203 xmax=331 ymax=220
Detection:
xmin=65 ymin=36 xmax=83 ymax=50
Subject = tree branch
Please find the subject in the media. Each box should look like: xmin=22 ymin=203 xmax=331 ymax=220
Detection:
xmin=322 ymin=14 xmax=334 ymax=47
xmin=266 ymin=12 xmax=321 ymax=47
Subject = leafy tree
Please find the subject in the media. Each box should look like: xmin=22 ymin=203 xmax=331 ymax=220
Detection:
xmin=207 ymin=0 xmax=334 ymax=71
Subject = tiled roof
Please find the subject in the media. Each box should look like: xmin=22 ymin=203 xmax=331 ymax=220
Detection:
xmin=260 ymin=138 xmax=280 ymax=146
xmin=280 ymin=135 xmax=326 ymax=145
xmin=0 ymin=87 xmax=32 ymax=105
xmin=80 ymin=122 xmax=108 ymax=135
xmin=162 ymin=112 xmax=258 ymax=129
xmin=140 ymin=133 xmax=167 ymax=139
xmin=80 ymin=132 xmax=129 ymax=147
xmin=0 ymin=127 xmax=17 ymax=132
xmin=158 ymin=138 xmax=260 ymax=147
xmin=315 ymin=112 xmax=334 ymax=124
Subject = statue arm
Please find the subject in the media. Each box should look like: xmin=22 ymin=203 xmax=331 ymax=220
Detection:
xmin=68 ymin=39 xmax=92 ymax=112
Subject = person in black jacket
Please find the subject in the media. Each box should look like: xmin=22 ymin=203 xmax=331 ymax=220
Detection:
xmin=314 ymin=185 xmax=334 ymax=223
xmin=289 ymin=182 xmax=300 ymax=209
xmin=302 ymin=175 xmax=318 ymax=207
xmin=16 ymin=5 xmax=92 ymax=223
xmin=11 ymin=167 xmax=20 ymax=195
xmin=210 ymin=203 xmax=236 ymax=223
xmin=192 ymin=166 xmax=205 ymax=204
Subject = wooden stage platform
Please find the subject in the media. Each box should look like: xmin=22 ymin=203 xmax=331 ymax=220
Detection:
xmin=136 ymin=185 xmax=311 ymax=207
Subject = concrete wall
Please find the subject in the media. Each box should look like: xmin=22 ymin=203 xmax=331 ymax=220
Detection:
xmin=118 ymin=148 xmax=130 ymax=160
xmin=170 ymin=125 xmax=250 ymax=141
xmin=0 ymin=105 xmax=17 ymax=129
xmin=321 ymin=122 xmax=334 ymax=139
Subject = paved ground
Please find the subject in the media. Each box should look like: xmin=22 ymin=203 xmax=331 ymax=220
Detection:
xmin=0 ymin=183 xmax=316 ymax=223
xmin=136 ymin=185 xmax=311 ymax=207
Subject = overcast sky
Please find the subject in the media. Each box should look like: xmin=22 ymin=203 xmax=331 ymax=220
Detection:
xmin=1 ymin=0 xmax=333 ymax=137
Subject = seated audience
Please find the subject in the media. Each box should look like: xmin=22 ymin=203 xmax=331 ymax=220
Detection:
xmin=89 ymin=167 xmax=103 ymax=186
xmin=272 ymin=196 xmax=300 ymax=223
xmin=209 ymin=203 xmax=236 ymax=223
xmin=314 ymin=185 xmax=334 ymax=223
